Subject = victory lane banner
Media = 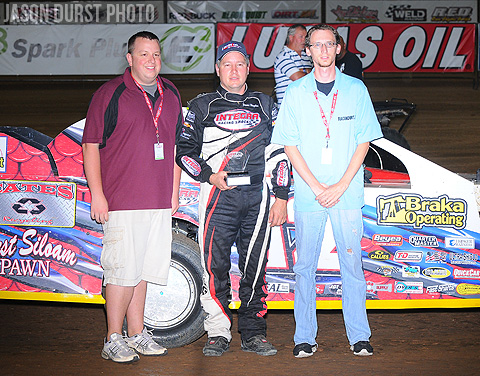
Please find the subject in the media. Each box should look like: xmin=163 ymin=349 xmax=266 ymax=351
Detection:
xmin=217 ymin=22 xmax=475 ymax=73
xmin=0 ymin=23 xmax=215 ymax=75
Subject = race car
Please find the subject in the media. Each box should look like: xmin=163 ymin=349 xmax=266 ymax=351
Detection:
xmin=1 ymin=111 xmax=479 ymax=348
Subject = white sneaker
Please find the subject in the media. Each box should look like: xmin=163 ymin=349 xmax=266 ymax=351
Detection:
xmin=101 ymin=333 xmax=139 ymax=363
xmin=125 ymin=328 xmax=168 ymax=356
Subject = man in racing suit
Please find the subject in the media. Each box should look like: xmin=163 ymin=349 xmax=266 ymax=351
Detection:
xmin=176 ymin=41 xmax=291 ymax=357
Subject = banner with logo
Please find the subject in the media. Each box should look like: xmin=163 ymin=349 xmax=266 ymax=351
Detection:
xmin=326 ymin=1 xmax=477 ymax=23
xmin=3 ymin=1 xmax=164 ymax=24
xmin=167 ymin=0 xmax=321 ymax=23
xmin=217 ymin=23 xmax=475 ymax=73
xmin=0 ymin=24 xmax=215 ymax=75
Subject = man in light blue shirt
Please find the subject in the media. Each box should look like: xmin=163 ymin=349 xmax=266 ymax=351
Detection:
xmin=272 ymin=24 xmax=382 ymax=359
xmin=274 ymin=24 xmax=313 ymax=106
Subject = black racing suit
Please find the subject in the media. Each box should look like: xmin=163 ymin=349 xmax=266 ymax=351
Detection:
xmin=176 ymin=85 xmax=291 ymax=341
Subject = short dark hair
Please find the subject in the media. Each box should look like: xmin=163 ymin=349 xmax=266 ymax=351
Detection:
xmin=286 ymin=24 xmax=307 ymax=45
xmin=305 ymin=24 xmax=340 ymax=47
xmin=127 ymin=31 xmax=160 ymax=54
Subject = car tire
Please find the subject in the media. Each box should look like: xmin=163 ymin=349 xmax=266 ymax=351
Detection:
xmin=143 ymin=232 xmax=205 ymax=348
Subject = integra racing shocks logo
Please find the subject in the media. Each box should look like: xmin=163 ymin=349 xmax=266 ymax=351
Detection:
xmin=214 ymin=109 xmax=261 ymax=131
xmin=376 ymin=194 xmax=466 ymax=230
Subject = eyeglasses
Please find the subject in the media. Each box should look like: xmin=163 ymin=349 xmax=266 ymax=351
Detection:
xmin=308 ymin=41 xmax=337 ymax=50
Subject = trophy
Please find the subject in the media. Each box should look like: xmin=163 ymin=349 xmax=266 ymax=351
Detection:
xmin=224 ymin=135 xmax=250 ymax=186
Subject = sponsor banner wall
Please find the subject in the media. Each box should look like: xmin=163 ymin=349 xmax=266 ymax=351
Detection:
xmin=4 ymin=1 xmax=164 ymax=24
xmin=0 ymin=24 xmax=214 ymax=75
xmin=326 ymin=1 xmax=477 ymax=23
xmin=167 ymin=1 xmax=321 ymax=23
xmin=217 ymin=23 xmax=475 ymax=73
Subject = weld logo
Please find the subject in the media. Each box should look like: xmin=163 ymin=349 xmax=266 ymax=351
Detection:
xmin=409 ymin=235 xmax=438 ymax=247
xmin=372 ymin=234 xmax=402 ymax=246
xmin=395 ymin=281 xmax=423 ymax=294
xmin=160 ymin=25 xmax=212 ymax=72
xmin=214 ymin=109 xmax=261 ymax=131
xmin=422 ymin=267 xmax=451 ymax=279
xmin=385 ymin=5 xmax=426 ymax=22
xmin=368 ymin=249 xmax=392 ymax=260
xmin=376 ymin=194 xmax=466 ymax=230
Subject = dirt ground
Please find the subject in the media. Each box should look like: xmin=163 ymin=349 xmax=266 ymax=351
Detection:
xmin=1 ymin=74 xmax=480 ymax=375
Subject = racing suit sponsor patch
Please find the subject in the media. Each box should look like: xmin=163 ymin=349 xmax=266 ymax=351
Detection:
xmin=181 ymin=156 xmax=201 ymax=176
xmin=214 ymin=109 xmax=261 ymax=131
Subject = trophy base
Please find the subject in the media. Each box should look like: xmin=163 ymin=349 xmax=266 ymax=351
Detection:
xmin=226 ymin=172 xmax=251 ymax=186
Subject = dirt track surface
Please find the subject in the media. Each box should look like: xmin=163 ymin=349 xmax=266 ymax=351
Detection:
xmin=2 ymin=301 xmax=480 ymax=376
xmin=1 ymin=75 xmax=480 ymax=375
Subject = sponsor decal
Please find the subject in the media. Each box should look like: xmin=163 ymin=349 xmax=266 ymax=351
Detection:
xmin=331 ymin=5 xmax=379 ymax=23
xmin=402 ymin=265 xmax=420 ymax=278
xmin=368 ymin=249 xmax=392 ymax=261
xmin=377 ymin=194 xmax=467 ymax=230
xmin=214 ymin=109 xmax=261 ymax=131
xmin=453 ymin=268 xmax=480 ymax=279
xmin=267 ymin=282 xmax=289 ymax=293
xmin=0 ymin=180 xmax=76 ymax=227
xmin=445 ymin=237 xmax=475 ymax=249
xmin=0 ymin=137 xmax=6 ymax=173
xmin=180 ymin=127 xmax=192 ymax=140
xmin=426 ymin=283 xmax=456 ymax=294
xmin=178 ymin=187 xmax=199 ymax=206
xmin=431 ymin=7 xmax=473 ymax=22
xmin=394 ymin=251 xmax=423 ymax=262
xmin=367 ymin=281 xmax=393 ymax=293
xmin=450 ymin=252 xmax=479 ymax=265
xmin=185 ymin=110 xmax=195 ymax=124
xmin=385 ymin=5 xmax=426 ymax=22
xmin=0 ymin=228 xmax=78 ymax=278
xmin=221 ymin=10 xmax=268 ymax=21
xmin=409 ymin=235 xmax=439 ymax=247
xmin=456 ymin=283 xmax=480 ymax=295
xmin=315 ymin=284 xmax=325 ymax=295
xmin=180 ymin=156 xmax=201 ymax=177
xmin=169 ymin=11 xmax=216 ymax=21
xmin=422 ymin=267 xmax=451 ymax=279
xmin=425 ymin=251 xmax=447 ymax=263
xmin=395 ymin=281 xmax=423 ymax=294
xmin=276 ymin=161 xmax=289 ymax=187
xmin=160 ymin=25 xmax=213 ymax=72
xmin=376 ymin=265 xmax=399 ymax=276
xmin=272 ymin=9 xmax=318 ymax=20
xmin=372 ymin=234 xmax=403 ymax=246
xmin=328 ymin=283 xmax=342 ymax=295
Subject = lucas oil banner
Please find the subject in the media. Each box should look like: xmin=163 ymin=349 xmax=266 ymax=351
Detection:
xmin=217 ymin=22 xmax=475 ymax=73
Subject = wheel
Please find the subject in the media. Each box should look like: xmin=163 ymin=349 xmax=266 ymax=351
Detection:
xmin=143 ymin=232 xmax=205 ymax=348
xmin=381 ymin=127 xmax=411 ymax=150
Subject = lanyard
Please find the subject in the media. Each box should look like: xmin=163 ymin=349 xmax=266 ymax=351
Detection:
xmin=313 ymin=90 xmax=338 ymax=147
xmin=131 ymin=74 xmax=164 ymax=144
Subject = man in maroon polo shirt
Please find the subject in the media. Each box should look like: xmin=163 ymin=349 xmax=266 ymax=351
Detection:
xmin=82 ymin=31 xmax=182 ymax=363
